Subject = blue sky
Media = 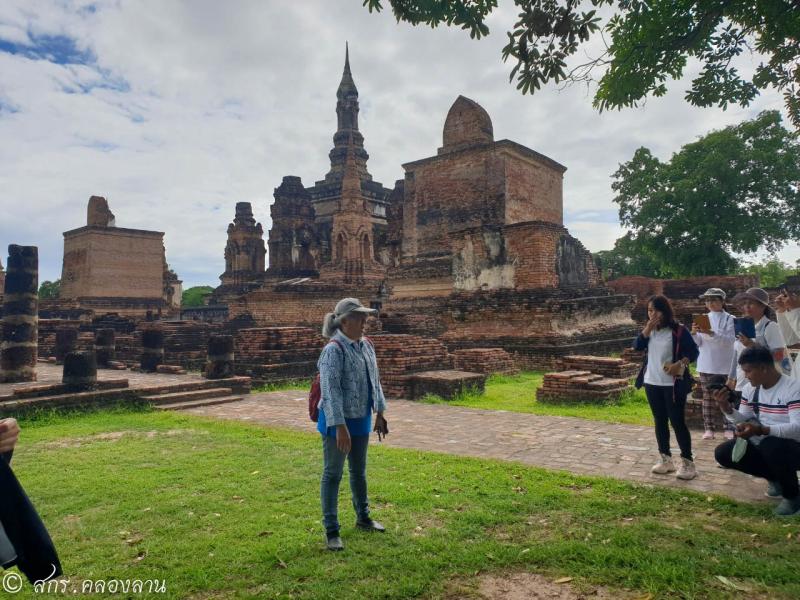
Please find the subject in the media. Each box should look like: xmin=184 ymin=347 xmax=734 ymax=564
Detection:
xmin=0 ymin=0 xmax=796 ymax=288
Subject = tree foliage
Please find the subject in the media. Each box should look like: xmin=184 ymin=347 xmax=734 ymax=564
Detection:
xmin=738 ymin=257 xmax=800 ymax=287
xmin=363 ymin=0 xmax=800 ymax=127
xmin=593 ymin=234 xmax=663 ymax=279
xmin=181 ymin=286 xmax=214 ymax=308
xmin=38 ymin=279 xmax=60 ymax=299
xmin=610 ymin=110 xmax=800 ymax=278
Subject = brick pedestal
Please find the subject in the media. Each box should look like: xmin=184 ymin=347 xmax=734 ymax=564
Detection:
xmin=0 ymin=245 xmax=38 ymax=383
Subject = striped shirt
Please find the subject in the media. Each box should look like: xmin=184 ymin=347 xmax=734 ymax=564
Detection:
xmin=726 ymin=375 xmax=800 ymax=443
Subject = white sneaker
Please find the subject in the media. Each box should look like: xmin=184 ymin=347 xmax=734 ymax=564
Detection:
xmin=676 ymin=457 xmax=697 ymax=480
xmin=702 ymin=430 xmax=714 ymax=440
xmin=651 ymin=454 xmax=676 ymax=474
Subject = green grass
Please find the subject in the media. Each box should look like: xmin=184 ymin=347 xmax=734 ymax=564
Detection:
xmin=252 ymin=378 xmax=311 ymax=393
xmin=421 ymin=372 xmax=655 ymax=426
xmin=5 ymin=408 xmax=800 ymax=599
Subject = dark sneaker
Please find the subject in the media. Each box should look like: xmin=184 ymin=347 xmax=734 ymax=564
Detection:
xmin=356 ymin=518 xmax=386 ymax=532
xmin=766 ymin=481 xmax=782 ymax=498
xmin=326 ymin=533 xmax=344 ymax=551
xmin=774 ymin=496 xmax=800 ymax=517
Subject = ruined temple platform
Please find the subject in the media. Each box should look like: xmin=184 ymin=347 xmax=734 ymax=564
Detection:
xmin=184 ymin=392 xmax=769 ymax=504
xmin=0 ymin=363 xmax=251 ymax=415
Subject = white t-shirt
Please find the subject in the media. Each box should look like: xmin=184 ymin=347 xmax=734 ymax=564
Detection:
xmin=644 ymin=328 xmax=675 ymax=387
xmin=727 ymin=375 xmax=800 ymax=443
xmin=777 ymin=308 xmax=800 ymax=381
xmin=732 ymin=317 xmax=789 ymax=390
xmin=693 ymin=310 xmax=735 ymax=375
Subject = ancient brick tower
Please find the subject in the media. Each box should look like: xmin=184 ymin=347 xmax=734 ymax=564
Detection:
xmin=322 ymin=145 xmax=386 ymax=283
xmin=220 ymin=202 xmax=266 ymax=287
xmin=264 ymin=45 xmax=395 ymax=276
xmin=264 ymin=177 xmax=317 ymax=279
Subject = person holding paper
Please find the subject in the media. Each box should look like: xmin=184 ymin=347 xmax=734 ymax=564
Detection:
xmin=714 ymin=345 xmax=800 ymax=516
xmin=691 ymin=288 xmax=736 ymax=440
xmin=775 ymin=282 xmax=800 ymax=380
xmin=727 ymin=288 xmax=792 ymax=431
xmin=633 ymin=295 xmax=700 ymax=480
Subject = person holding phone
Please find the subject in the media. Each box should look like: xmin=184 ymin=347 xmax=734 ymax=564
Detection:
xmin=317 ymin=298 xmax=389 ymax=551
xmin=692 ymin=288 xmax=736 ymax=440
xmin=634 ymin=295 xmax=700 ymax=479
xmin=775 ymin=282 xmax=800 ymax=380
xmin=728 ymin=288 xmax=792 ymax=418
xmin=713 ymin=345 xmax=800 ymax=516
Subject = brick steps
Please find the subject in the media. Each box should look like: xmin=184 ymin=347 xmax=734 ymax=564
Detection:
xmin=537 ymin=369 xmax=630 ymax=404
xmin=141 ymin=387 xmax=234 ymax=404
xmin=561 ymin=355 xmax=639 ymax=379
xmin=154 ymin=395 xmax=245 ymax=411
xmin=0 ymin=375 xmax=252 ymax=417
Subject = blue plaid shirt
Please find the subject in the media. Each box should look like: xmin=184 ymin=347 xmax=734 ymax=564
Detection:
xmin=318 ymin=330 xmax=387 ymax=427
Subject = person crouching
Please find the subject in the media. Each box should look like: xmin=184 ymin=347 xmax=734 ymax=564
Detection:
xmin=713 ymin=345 xmax=800 ymax=517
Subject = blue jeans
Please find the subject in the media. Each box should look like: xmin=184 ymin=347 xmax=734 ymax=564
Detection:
xmin=320 ymin=434 xmax=370 ymax=535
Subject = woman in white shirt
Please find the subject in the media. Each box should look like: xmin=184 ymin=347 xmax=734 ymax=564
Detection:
xmin=633 ymin=295 xmax=700 ymax=480
xmin=728 ymin=288 xmax=792 ymax=399
xmin=692 ymin=288 xmax=736 ymax=440
xmin=775 ymin=282 xmax=800 ymax=379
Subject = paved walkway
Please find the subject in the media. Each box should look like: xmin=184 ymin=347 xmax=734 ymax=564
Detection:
xmin=185 ymin=392 xmax=769 ymax=504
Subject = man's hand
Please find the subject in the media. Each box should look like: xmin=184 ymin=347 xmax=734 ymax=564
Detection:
xmin=374 ymin=413 xmax=389 ymax=442
xmin=336 ymin=424 xmax=351 ymax=454
xmin=713 ymin=387 xmax=734 ymax=414
xmin=736 ymin=422 xmax=764 ymax=440
xmin=0 ymin=418 xmax=20 ymax=454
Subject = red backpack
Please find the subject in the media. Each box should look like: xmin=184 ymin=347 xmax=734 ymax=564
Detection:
xmin=308 ymin=339 xmax=344 ymax=422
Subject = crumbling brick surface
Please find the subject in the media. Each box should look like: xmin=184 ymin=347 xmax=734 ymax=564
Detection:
xmin=560 ymin=355 xmax=639 ymax=379
xmin=452 ymin=348 xmax=518 ymax=375
xmin=235 ymin=327 xmax=324 ymax=384
xmin=537 ymin=370 xmax=630 ymax=404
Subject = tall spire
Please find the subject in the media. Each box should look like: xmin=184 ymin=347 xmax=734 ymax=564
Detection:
xmin=338 ymin=42 xmax=357 ymax=99
xmin=325 ymin=43 xmax=372 ymax=184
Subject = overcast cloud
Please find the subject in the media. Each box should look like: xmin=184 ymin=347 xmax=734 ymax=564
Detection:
xmin=0 ymin=0 xmax=796 ymax=288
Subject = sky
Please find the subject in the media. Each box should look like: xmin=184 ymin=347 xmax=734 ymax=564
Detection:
xmin=0 ymin=0 xmax=797 ymax=288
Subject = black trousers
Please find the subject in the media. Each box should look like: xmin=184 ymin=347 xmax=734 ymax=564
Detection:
xmin=0 ymin=453 xmax=62 ymax=583
xmin=715 ymin=436 xmax=800 ymax=499
xmin=644 ymin=384 xmax=693 ymax=460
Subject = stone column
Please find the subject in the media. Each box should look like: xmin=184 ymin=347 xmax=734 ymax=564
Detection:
xmin=205 ymin=334 xmax=234 ymax=379
xmin=54 ymin=328 xmax=78 ymax=364
xmin=0 ymin=245 xmax=38 ymax=383
xmin=62 ymin=351 xmax=97 ymax=391
xmin=140 ymin=328 xmax=164 ymax=372
xmin=94 ymin=328 xmax=116 ymax=367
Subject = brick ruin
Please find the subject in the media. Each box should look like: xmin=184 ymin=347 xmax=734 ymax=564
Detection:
xmin=606 ymin=275 xmax=759 ymax=326
xmin=58 ymin=196 xmax=182 ymax=319
xmin=214 ymin=48 xmax=637 ymax=371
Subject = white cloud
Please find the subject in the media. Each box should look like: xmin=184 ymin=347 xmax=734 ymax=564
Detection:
xmin=0 ymin=0 xmax=794 ymax=287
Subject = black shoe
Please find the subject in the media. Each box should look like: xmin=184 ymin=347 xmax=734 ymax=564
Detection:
xmin=326 ymin=533 xmax=344 ymax=551
xmin=356 ymin=518 xmax=385 ymax=532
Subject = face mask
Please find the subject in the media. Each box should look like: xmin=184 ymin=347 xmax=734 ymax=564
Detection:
xmin=731 ymin=437 xmax=748 ymax=463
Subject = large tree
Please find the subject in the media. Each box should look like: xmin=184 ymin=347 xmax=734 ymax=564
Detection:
xmin=363 ymin=1 xmax=800 ymax=127
xmin=610 ymin=110 xmax=800 ymax=278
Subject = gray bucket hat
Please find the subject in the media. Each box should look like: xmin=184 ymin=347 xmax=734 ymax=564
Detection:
xmin=733 ymin=287 xmax=770 ymax=307
xmin=698 ymin=288 xmax=726 ymax=300
xmin=334 ymin=297 xmax=377 ymax=318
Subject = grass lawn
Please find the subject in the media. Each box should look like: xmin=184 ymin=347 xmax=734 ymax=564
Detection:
xmin=422 ymin=372 xmax=655 ymax=426
xmin=5 ymin=407 xmax=800 ymax=599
